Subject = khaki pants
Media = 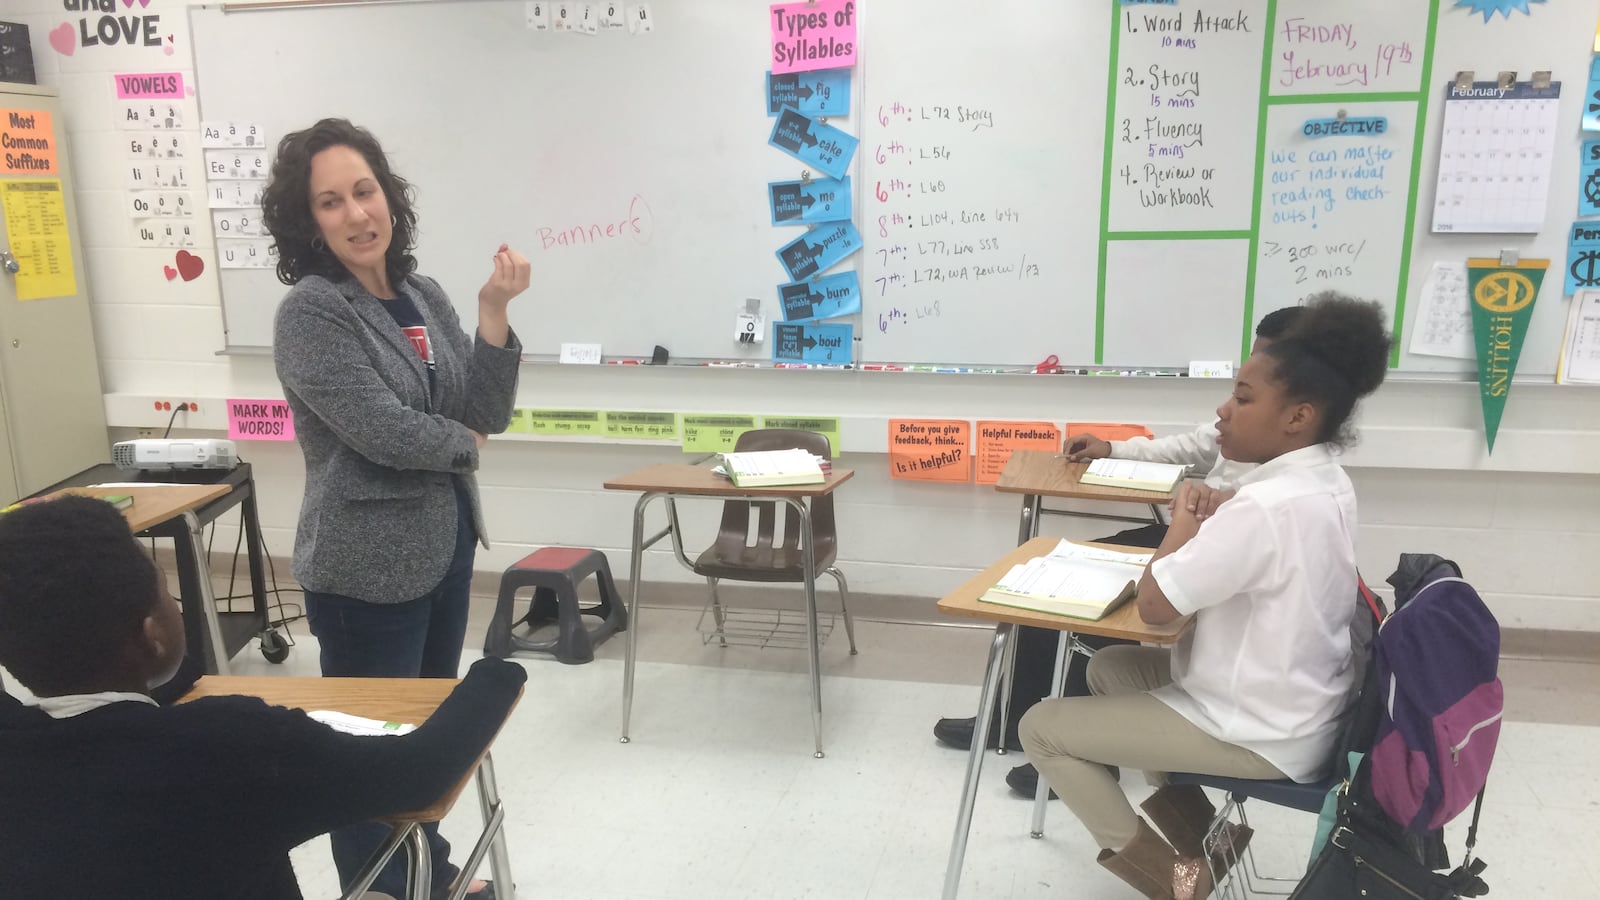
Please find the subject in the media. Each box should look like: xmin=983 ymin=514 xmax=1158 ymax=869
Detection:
xmin=1019 ymin=645 xmax=1285 ymax=850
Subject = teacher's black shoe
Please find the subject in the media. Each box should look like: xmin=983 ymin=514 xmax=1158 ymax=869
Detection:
xmin=933 ymin=716 xmax=1022 ymax=752
xmin=1006 ymin=763 xmax=1054 ymax=799
xmin=1006 ymin=762 xmax=1119 ymax=799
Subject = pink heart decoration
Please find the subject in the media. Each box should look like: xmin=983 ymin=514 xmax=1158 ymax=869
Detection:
xmin=139 ymin=0 xmax=151 ymax=7
xmin=163 ymin=265 xmax=178 ymax=281
xmin=185 ymin=86 xmax=195 ymax=96
xmin=48 ymin=23 xmax=75 ymax=56
xmin=163 ymin=45 xmax=173 ymax=55
xmin=175 ymin=250 xmax=204 ymax=282
xmin=122 ymin=0 xmax=135 ymax=6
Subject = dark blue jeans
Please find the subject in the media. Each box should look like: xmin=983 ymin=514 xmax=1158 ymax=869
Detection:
xmin=304 ymin=488 xmax=477 ymax=897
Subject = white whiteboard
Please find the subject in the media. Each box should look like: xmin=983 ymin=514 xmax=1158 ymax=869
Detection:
xmin=192 ymin=0 xmax=1600 ymax=377
xmin=856 ymin=0 xmax=1106 ymax=367
xmin=191 ymin=0 xmax=861 ymax=358
xmin=858 ymin=0 xmax=1596 ymax=374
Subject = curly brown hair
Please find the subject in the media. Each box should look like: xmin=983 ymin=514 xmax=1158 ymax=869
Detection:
xmin=260 ymin=118 xmax=419 ymax=287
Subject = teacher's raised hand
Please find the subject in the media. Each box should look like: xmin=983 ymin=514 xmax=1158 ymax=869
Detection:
xmin=478 ymin=243 xmax=531 ymax=309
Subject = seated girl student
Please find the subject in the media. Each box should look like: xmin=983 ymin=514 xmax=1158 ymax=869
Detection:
xmin=1019 ymin=294 xmax=1392 ymax=900
xmin=0 ymin=496 xmax=527 ymax=900
xmin=931 ymin=306 xmax=1306 ymax=801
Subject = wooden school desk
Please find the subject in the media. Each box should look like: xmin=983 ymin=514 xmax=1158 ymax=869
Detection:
xmin=182 ymin=675 xmax=521 ymax=900
xmin=602 ymin=462 xmax=854 ymax=757
xmin=995 ymin=451 xmax=1175 ymax=544
xmin=51 ymin=483 xmax=239 ymax=675
xmin=935 ymin=536 xmax=1190 ymax=900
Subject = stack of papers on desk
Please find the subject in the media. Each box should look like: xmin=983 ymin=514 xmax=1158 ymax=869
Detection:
xmin=308 ymin=710 xmax=417 ymax=737
xmin=714 ymin=449 xmax=828 ymax=486
xmin=980 ymin=541 xmax=1151 ymax=621
xmin=1078 ymin=458 xmax=1187 ymax=492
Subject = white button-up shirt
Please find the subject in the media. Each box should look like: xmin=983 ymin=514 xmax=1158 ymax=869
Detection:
xmin=1147 ymin=443 xmax=1358 ymax=782
xmin=1111 ymin=424 xmax=1254 ymax=490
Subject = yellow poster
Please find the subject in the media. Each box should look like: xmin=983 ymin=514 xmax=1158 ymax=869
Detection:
xmin=759 ymin=416 xmax=841 ymax=455
xmin=524 ymin=409 xmax=603 ymax=437
xmin=604 ymin=411 xmax=679 ymax=440
xmin=1 ymin=179 xmax=76 ymax=301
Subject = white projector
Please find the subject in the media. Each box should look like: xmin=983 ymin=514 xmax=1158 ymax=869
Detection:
xmin=112 ymin=438 xmax=239 ymax=470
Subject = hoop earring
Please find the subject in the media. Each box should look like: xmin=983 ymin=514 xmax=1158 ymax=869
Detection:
xmin=390 ymin=214 xmax=398 ymax=227
xmin=310 ymin=235 xmax=325 ymax=251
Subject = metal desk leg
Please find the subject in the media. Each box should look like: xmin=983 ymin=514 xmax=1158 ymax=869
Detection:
xmin=239 ymin=482 xmax=270 ymax=629
xmin=181 ymin=510 xmax=231 ymax=675
xmin=405 ymin=824 xmax=433 ymax=900
xmin=478 ymin=753 xmax=515 ymax=900
xmin=994 ymin=619 xmax=1019 ymax=757
xmin=337 ymin=824 xmax=414 ymax=900
xmin=1031 ymin=631 xmax=1074 ymax=838
xmin=789 ymin=496 xmax=825 ymax=758
xmin=942 ymin=623 xmax=1012 ymax=900
xmin=620 ymin=492 xmax=663 ymax=744
xmin=1017 ymin=493 xmax=1042 ymax=545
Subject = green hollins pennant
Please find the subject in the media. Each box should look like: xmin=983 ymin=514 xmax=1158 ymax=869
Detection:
xmin=1465 ymin=257 xmax=1547 ymax=453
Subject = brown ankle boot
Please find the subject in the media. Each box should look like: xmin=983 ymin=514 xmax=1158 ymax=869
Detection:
xmin=1141 ymin=785 xmax=1253 ymax=879
xmin=1096 ymin=818 xmax=1178 ymax=900
xmin=1171 ymin=856 xmax=1214 ymax=900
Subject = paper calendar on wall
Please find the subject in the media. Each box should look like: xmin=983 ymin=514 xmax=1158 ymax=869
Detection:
xmin=1431 ymin=77 xmax=1561 ymax=234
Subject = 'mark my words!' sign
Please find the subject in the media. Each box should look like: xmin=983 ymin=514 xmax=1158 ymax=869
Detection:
xmin=227 ymin=398 xmax=295 ymax=441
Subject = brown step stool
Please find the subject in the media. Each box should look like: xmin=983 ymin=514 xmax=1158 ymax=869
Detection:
xmin=482 ymin=547 xmax=627 ymax=664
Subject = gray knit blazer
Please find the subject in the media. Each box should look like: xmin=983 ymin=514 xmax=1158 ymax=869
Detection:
xmin=273 ymin=273 xmax=521 ymax=603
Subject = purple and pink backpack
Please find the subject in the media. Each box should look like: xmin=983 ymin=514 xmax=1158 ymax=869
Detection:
xmin=1368 ymin=558 xmax=1503 ymax=833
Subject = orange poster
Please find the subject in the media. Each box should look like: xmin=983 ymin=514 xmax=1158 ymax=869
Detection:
xmin=888 ymin=419 xmax=971 ymax=482
xmin=975 ymin=421 xmax=1061 ymax=485
xmin=1 ymin=109 xmax=59 ymax=176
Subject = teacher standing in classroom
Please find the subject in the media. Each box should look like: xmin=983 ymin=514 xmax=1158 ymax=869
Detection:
xmin=264 ymin=118 xmax=527 ymax=900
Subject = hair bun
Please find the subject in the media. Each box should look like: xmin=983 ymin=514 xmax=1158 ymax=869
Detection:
xmin=1284 ymin=293 xmax=1392 ymax=398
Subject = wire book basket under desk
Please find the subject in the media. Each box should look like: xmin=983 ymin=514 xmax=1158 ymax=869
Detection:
xmin=695 ymin=601 xmax=838 ymax=650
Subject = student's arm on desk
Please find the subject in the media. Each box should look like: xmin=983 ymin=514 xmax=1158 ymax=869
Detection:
xmin=1136 ymin=483 xmax=1266 ymax=626
xmin=210 ymin=657 xmax=527 ymax=848
xmin=1111 ymin=424 xmax=1219 ymax=471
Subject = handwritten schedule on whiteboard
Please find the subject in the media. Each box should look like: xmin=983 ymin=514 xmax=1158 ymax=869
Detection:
xmin=858 ymin=0 xmax=1585 ymax=373
xmin=861 ymin=0 xmax=1090 ymax=366
xmin=1106 ymin=2 xmax=1265 ymax=233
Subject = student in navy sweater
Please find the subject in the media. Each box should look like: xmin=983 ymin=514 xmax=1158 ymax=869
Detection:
xmin=0 ymin=495 xmax=526 ymax=900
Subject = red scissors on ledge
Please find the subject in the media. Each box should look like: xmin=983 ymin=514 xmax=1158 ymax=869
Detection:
xmin=1034 ymin=354 xmax=1062 ymax=374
